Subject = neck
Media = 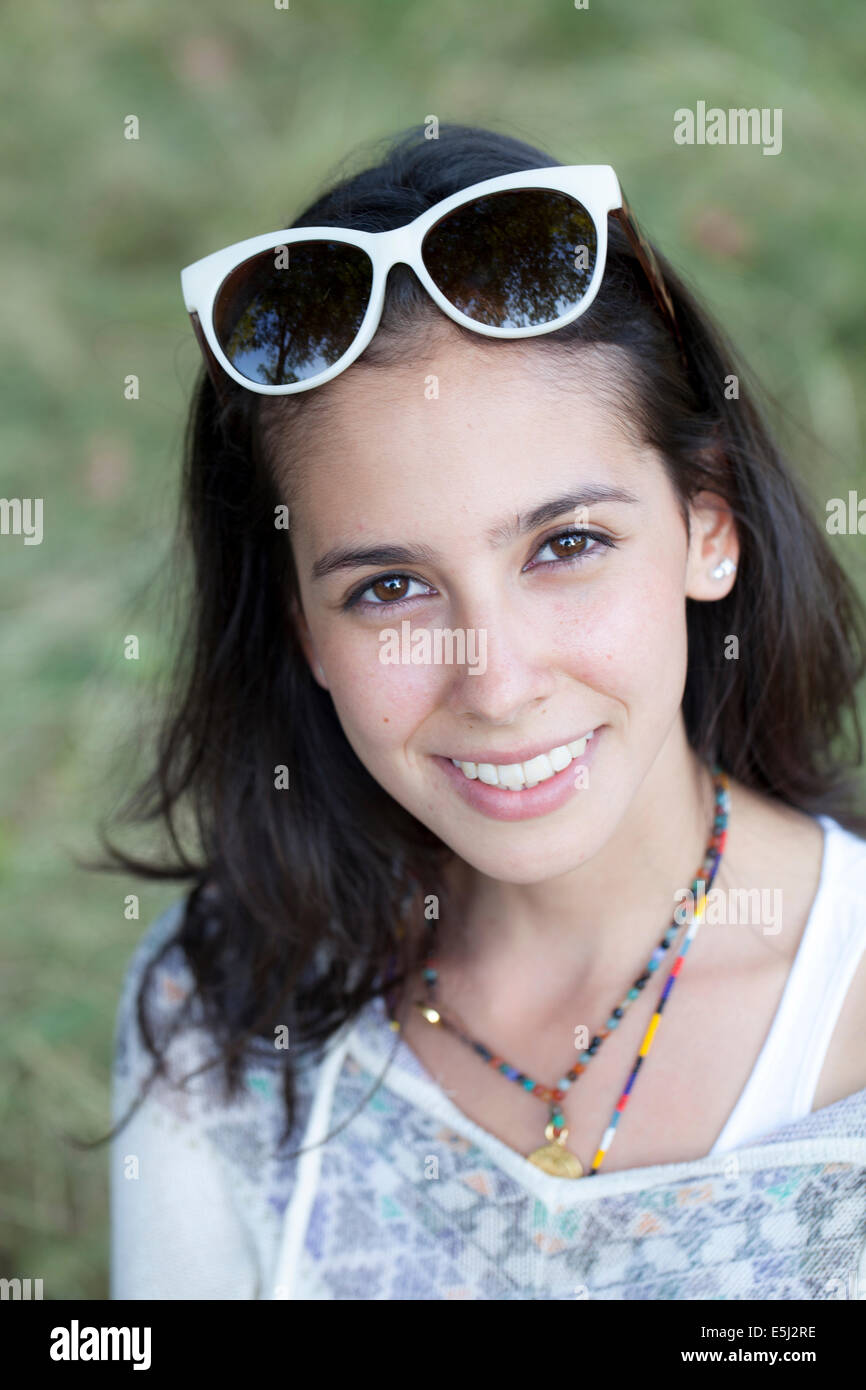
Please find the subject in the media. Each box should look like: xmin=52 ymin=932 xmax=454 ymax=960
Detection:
xmin=430 ymin=723 xmax=719 ymax=1013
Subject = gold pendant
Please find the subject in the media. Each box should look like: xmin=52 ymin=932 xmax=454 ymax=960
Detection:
xmin=527 ymin=1124 xmax=584 ymax=1179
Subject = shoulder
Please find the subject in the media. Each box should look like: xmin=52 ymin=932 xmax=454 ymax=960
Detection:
xmin=725 ymin=777 xmax=825 ymax=858
xmin=108 ymin=895 xmax=276 ymax=1295
xmin=818 ymin=813 xmax=866 ymax=898
xmin=725 ymin=781 xmax=866 ymax=926
xmin=112 ymin=893 xmax=327 ymax=1160
xmin=727 ymin=776 xmax=866 ymax=875
xmin=722 ymin=780 xmax=825 ymax=962
xmin=110 ymin=897 xmax=324 ymax=1297
xmin=113 ymin=895 xmax=191 ymax=1026
xmin=112 ymin=893 xmax=272 ymax=1150
xmin=725 ymin=784 xmax=866 ymax=1110
xmin=112 ymin=895 xmax=201 ymax=1102
xmin=807 ymin=814 xmax=866 ymax=1109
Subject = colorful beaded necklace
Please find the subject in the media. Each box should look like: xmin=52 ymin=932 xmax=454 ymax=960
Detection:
xmin=386 ymin=764 xmax=730 ymax=1178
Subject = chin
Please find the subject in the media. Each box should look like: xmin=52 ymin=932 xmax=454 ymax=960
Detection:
xmin=426 ymin=807 xmax=612 ymax=884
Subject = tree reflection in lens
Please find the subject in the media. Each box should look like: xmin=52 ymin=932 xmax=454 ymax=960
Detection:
xmin=421 ymin=190 xmax=597 ymax=328
xmin=214 ymin=241 xmax=374 ymax=385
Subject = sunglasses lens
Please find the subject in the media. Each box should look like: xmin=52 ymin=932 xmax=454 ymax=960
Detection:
xmin=421 ymin=189 xmax=597 ymax=329
xmin=212 ymin=240 xmax=373 ymax=386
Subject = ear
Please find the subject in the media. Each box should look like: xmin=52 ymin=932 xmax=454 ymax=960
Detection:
xmin=684 ymin=490 xmax=740 ymax=601
xmin=289 ymin=594 xmax=329 ymax=689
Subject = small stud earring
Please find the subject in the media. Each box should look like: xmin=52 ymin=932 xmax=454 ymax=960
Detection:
xmin=710 ymin=557 xmax=736 ymax=580
xmin=316 ymin=661 xmax=326 ymax=681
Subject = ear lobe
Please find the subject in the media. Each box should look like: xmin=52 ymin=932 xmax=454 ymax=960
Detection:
xmin=685 ymin=490 xmax=740 ymax=601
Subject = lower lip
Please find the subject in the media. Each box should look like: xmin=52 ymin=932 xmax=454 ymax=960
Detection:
xmin=433 ymin=728 xmax=603 ymax=822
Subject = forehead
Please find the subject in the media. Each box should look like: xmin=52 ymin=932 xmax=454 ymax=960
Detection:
xmin=277 ymin=337 xmax=657 ymax=529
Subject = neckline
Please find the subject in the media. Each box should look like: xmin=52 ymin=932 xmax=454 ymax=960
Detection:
xmin=353 ymin=813 xmax=843 ymax=1194
xmin=350 ymin=993 xmax=866 ymax=1207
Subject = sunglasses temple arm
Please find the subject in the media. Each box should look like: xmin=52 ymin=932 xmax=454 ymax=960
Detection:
xmin=611 ymin=195 xmax=689 ymax=373
xmin=188 ymin=310 xmax=236 ymax=412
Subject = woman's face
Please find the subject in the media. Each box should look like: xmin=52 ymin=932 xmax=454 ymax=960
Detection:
xmin=285 ymin=334 xmax=736 ymax=883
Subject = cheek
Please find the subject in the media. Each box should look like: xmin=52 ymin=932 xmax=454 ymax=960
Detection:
xmin=549 ymin=562 xmax=688 ymax=698
xmin=316 ymin=627 xmax=444 ymax=753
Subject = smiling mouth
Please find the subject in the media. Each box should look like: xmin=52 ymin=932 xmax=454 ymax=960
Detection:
xmin=445 ymin=730 xmax=596 ymax=791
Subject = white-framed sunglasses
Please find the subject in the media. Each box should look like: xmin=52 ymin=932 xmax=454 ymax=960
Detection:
xmin=180 ymin=164 xmax=686 ymax=405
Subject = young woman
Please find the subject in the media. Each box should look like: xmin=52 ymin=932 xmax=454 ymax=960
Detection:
xmin=105 ymin=123 xmax=866 ymax=1301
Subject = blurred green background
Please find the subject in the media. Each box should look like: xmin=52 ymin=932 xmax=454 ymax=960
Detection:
xmin=2 ymin=0 xmax=865 ymax=1298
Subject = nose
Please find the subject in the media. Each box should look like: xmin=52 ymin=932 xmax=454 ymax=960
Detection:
xmin=443 ymin=601 xmax=557 ymax=727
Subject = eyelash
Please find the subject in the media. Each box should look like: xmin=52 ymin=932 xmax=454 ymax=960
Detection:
xmin=342 ymin=527 xmax=616 ymax=612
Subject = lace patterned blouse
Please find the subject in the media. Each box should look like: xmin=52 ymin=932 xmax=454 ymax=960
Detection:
xmin=110 ymin=815 xmax=866 ymax=1300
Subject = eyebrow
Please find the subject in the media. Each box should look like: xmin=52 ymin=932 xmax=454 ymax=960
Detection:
xmin=310 ymin=485 xmax=640 ymax=581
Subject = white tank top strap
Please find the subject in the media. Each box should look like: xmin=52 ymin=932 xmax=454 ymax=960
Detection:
xmin=710 ymin=814 xmax=866 ymax=1154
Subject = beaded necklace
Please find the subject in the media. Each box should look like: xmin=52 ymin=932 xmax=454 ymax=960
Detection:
xmin=386 ymin=765 xmax=730 ymax=1178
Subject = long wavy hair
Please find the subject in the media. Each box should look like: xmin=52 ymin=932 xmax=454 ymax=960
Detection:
xmin=94 ymin=121 xmax=866 ymax=1147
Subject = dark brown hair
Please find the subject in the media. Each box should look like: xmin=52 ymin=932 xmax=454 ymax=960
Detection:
xmin=92 ymin=122 xmax=866 ymax=1148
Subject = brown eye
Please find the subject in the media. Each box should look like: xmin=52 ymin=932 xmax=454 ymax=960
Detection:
xmin=549 ymin=532 xmax=590 ymax=559
xmin=344 ymin=572 xmax=435 ymax=612
xmin=528 ymin=528 xmax=615 ymax=571
xmin=370 ymin=575 xmax=410 ymax=602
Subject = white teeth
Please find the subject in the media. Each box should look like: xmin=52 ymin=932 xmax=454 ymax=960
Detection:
xmin=549 ymin=744 xmax=572 ymax=772
xmin=448 ymin=731 xmax=595 ymax=791
xmin=497 ymin=763 xmax=526 ymax=790
xmin=521 ymin=753 xmax=553 ymax=788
